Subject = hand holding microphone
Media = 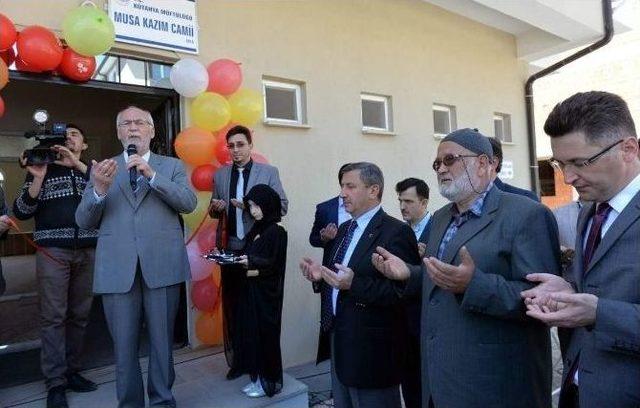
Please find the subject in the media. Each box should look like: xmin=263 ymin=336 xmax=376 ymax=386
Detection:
xmin=126 ymin=144 xmax=155 ymax=189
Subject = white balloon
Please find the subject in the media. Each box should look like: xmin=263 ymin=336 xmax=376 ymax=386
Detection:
xmin=170 ymin=58 xmax=209 ymax=98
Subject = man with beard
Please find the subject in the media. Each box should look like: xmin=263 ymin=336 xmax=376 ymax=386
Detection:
xmin=372 ymin=128 xmax=560 ymax=408
xmin=14 ymin=124 xmax=98 ymax=408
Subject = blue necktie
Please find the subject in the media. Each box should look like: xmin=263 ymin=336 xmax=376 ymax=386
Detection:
xmin=320 ymin=219 xmax=358 ymax=332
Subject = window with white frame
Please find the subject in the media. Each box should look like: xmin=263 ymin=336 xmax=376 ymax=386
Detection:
xmin=262 ymin=78 xmax=306 ymax=124
xmin=433 ymin=103 xmax=457 ymax=137
xmin=494 ymin=112 xmax=512 ymax=142
xmin=361 ymin=93 xmax=392 ymax=132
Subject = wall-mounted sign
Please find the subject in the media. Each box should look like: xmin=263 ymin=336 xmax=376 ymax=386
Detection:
xmin=498 ymin=160 xmax=514 ymax=180
xmin=108 ymin=0 xmax=198 ymax=54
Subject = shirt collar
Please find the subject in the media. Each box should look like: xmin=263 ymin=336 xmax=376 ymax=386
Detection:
xmin=124 ymin=150 xmax=151 ymax=162
xmin=353 ymin=204 xmax=382 ymax=227
xmin=606 ymin=172 xmax=640 ymax=214
xmin=233 ymin=159 xmax=253 ymax=171
xmin=452 ymin=182 xmax=494 ymax=218
xmin=412 ymin=211 xmax=431 ymax=232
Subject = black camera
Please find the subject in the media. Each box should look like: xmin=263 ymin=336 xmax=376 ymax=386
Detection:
xmin=23 ymin=110 xmax=67 ymax=166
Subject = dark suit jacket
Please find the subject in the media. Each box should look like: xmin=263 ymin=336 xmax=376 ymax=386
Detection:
xmin=309 ymin=196 xmax=340 ymax=363
xmin=309 ymin=196 xmax=340 ymax=265
xmin=405 ymin=217 xmax=431 ymax=338
xmin=494 ymin=177 xmax=539 ymax=202
xmin=332 ymin=208 xmax=420 ymax=389
xmin=560 ymin=195 xmax=640 ymax=408
xmin=404 ymin=187 xmax=559 ymax=408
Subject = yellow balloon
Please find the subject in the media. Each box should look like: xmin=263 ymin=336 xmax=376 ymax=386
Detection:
xmin=228 ymin=88 xmax=264 ymax=127
xmin=191 ymin=92 xmax=231 ymax=132
xmin=183 ymin=191 xmax=212 ymax=231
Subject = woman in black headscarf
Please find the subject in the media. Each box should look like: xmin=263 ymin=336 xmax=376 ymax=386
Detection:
xmin=234 ymin=184 xmax=287 ymax=398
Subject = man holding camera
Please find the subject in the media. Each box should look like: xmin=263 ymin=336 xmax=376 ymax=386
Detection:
xmin=13 ymin=124 xmax=98 ymax=408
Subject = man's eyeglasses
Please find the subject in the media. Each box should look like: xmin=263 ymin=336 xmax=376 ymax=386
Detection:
xmin=117 ymin=119 xmax=152 ymax=128
xmin=432 ymin=154 xmax=479 ymax=171
xmin=227 ymin=142 xmax=248 ymax=150
xmin=548 ymin=139 xmax=623 ymax=171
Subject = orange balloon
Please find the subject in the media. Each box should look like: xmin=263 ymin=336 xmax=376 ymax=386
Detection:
xmin=0 ymin=58 xmax=8 ymax=90
xmin=174 ymin=127 xmax=217 ymax=167
xmin=195 ymin=312 xmax=217 ymax=345
xmin=0 ymin=95 xmax=5 ymax=117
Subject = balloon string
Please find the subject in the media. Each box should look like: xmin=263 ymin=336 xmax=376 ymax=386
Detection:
xmin=5 ymin=217 xmax=65 ymax=266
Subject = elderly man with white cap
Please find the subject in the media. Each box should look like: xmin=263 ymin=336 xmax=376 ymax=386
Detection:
xmin=372 ymin=128 xmax=561 ymax=408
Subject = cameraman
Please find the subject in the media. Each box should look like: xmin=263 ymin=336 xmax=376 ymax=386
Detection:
xmin=13 ymin=124 xmax=98 ymax=408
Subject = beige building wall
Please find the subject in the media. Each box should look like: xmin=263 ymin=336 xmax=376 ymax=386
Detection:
xmin=0 ymin=0 xmax=532 ymax=367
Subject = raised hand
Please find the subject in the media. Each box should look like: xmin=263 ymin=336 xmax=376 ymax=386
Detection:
xmin=371 ymin=246 xmax=411 ymax=281
xmin=424 ymin=246 xmax=475 ymax=293
xmin=300 ymin=257 xmax=323 ymax=282
xmin=92 ymin=159 xmax=118 ymax=196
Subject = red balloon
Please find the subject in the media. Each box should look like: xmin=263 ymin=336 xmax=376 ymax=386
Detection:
xmin=0 ymin=14 xmax=17 ymax=51
xmin=58 ymin=48 xmax=95 ymax=82
xmin=207 ymin=59 xmax=242 ymax=96
xmin=251 ymin=152 xmax=269 ymax=164
xmin=191 ymin=277 xmax=219 ymax=312
xmin=191 ymin=163 xmax=218 ymax=191
xmin=0 ymin=47 xmax=15 ymax=66
xmin=187 ymin=241 xmax=214 ymax=281
xmin=17 ymin=25 xmax=63 ymax=71
xmin=15 ymin=57 xmax=43 ymax=73
xmin=214 ymin=135 xmax=231 ymax=165
xmin=0 ymin=95 xmax=5 ymax=118
xmin=196 ymin=220 xmax=218 ymax=253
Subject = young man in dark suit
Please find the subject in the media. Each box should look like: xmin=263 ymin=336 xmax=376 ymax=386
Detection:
xmin=395 ymin=177 xmax=431 ymax=408
xmin=308 ymin=163 xmax=351 ymax=364
xmin=301 ymin=162 xmax=420 ymax=408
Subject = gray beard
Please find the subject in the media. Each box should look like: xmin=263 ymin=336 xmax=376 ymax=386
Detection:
xmin=439 ymin=172 xmax=475 ymax=203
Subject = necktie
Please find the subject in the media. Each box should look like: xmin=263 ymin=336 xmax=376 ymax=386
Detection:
xmin=320 ymin=219 xmax=358 ymax=332
xmin=582 ymin=202 xmax=612 ymax=271
xmin=235 ymin=167 xmax=245 ymax=240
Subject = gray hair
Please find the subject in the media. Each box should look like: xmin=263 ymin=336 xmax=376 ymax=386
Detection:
xmin=116 ymin=105 xmax=154 ymax=128
xmin=342 ymin=162 xmax=384 ymax=199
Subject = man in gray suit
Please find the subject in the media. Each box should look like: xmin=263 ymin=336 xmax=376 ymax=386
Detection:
xmin=76 ymin=106 xmax=196 ymax=408
xmin=373 ymin=128 xmax=560 ymax=408
xmin=208 ymin=125 xmax=287 ymax=379
xmin=523 ymin=91 xmax=640 ymax=408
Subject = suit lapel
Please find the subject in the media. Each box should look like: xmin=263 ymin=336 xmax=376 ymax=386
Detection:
xmin=441 ymin=188 xmax=499 ymax=264
xmin=116 ymin=154 xmax=136 ymax=208
xmin=584 ymin=191 xmax=640 ymax=277
xmin=222 ymin=165 xmax=232 ymax=202
xmin=418 ymin=217 xmax=432 ymax=244
xmin=348 ymin=209 xmax=384 ymax=269
xmin=246 ymin=162 xmax=261 ymax=192
xmin=573 ymin=203 xmax=593 ymax=289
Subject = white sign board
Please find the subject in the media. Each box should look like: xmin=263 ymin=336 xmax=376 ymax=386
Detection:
xmin=498 ymin=160 xmax=514 ymax=180
xmin=108 ymin=0 xmax=199 ymax=54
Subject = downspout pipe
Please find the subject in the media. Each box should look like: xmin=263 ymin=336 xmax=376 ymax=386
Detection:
xmin=525 ymin=0 xmax=614 ymax=196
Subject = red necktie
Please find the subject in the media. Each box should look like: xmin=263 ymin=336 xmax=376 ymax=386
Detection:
xmin=582 ymin=202 xmax=612 ymax=271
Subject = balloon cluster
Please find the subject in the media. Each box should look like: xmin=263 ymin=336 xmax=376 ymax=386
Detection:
xmin=0 ymin=2 xmax=115 ymax=117
xmin=171 ymin=58 xmax=268 ymax=345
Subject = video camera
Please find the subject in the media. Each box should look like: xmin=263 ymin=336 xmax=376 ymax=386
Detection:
xmin=23 ymin=110 xmax=67 ymax=166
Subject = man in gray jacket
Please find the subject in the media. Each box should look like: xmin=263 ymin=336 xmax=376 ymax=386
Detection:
xmin=76 ymin=106 xmax=196 ymax=408
xmin=524 ymin=91 xmax=640 ymax=408
xmin=373 ymin=128 xmax=560 ymax=408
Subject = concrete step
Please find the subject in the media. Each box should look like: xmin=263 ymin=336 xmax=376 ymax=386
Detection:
xmin=1 ymin=347 xmax=309 ymax=408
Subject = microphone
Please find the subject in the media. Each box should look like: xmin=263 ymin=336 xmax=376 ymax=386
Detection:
xmin=127 ymin=144 xmax=138 ymax=191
